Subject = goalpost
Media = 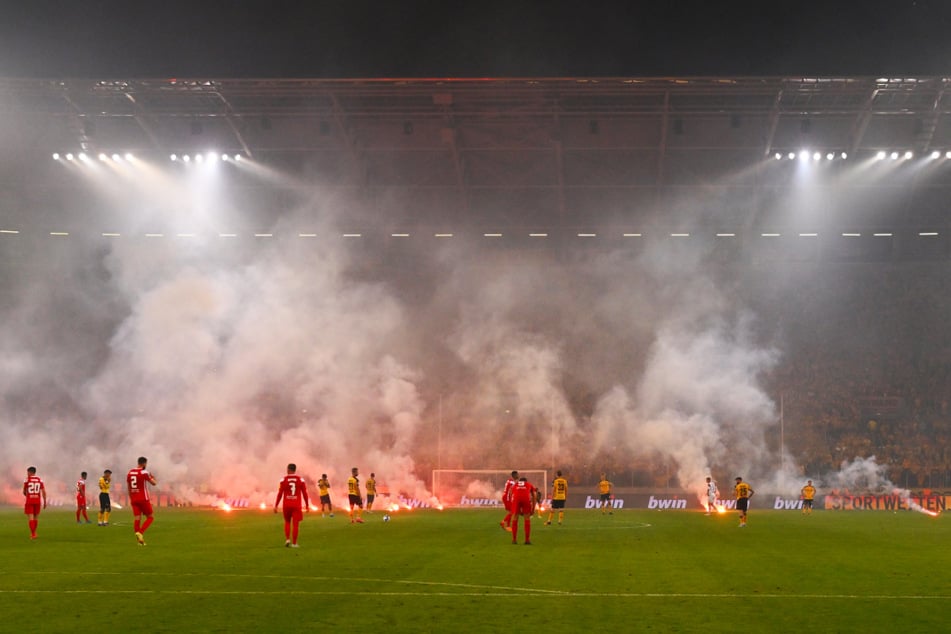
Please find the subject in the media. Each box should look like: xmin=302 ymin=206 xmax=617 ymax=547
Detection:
xmin=432 ymin=469 xmax=548 ymax=508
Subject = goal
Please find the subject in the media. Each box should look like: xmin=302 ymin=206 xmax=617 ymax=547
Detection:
xmin=432 ymin=469 xmax=548 ymax=508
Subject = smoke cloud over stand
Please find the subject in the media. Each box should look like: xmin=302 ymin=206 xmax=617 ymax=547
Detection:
xmin=0 ymin=149 xmax=936 ymax=506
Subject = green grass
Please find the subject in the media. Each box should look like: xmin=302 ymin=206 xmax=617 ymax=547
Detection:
xmin=1 ymin=506 xmax=948 ymax=632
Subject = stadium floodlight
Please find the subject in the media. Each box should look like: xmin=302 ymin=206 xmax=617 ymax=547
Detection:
xmin=946 ymin=151 xmax=951 ymax=159
xmin=112 ymin=153 xmax=121 ymax=161
xmin=876 ymin=151 xmax=886 ymax=160
xmin=840 ymin=152 xmax=848 ymax=159
xmin=787 ymin=152 xmax=795 ymax=160
xmin=799 ymin=150 xmax=809 ymax=161
xmin=98 ymin=153 xmax=107 ymax=161
xmin=890 ymin=151 xmax=899 ymax=160
xmin=66 ymin=153 xmax=74 ymax=161
xmin=124 ymin=153 xmax=134 ymax=161
xmin=52 ymin=153 xmax=60 ymax=160
xmin=206 ymin=152 xmax=219 ymax=162
xmin=234 ymin=154 xmax=243 ymax=162
xmin=774 ymin=152 xmax=782 ymax=160
xmin=195 ymin=154 xmax=204 ymax=163
xmin=813 ymin=152 xmax=821 ymax=161
xmin=182 ymin=154 xmax=191 ymax=162
xmin=170 ymin=154 xmax=178 ymax=161
xmin=931 ymin=151 xmax=941 ymax=159
xmin=904 ymin=151 xmax=913 ymax=159
xmin=221 ymin=154 xmax=230 ymax=161
xmin=826 ymin=152 xmax=835 ymax=160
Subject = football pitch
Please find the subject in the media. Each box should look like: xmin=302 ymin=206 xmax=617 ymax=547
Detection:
xmin=1 ymin=506 xmax=948 ymax=632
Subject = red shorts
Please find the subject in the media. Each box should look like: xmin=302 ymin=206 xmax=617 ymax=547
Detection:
xmin=131 ymin=499 xmax=154 ymax=517
xmin=503 ymin=499 xmax=511 ymax=512
xmin=282 ymin=507 xmax=303 ymax=522
xmin=512 ymin=497 xmax=534 ymax=515
xmin=24 ymin=502 xmax=42 ymax=516
xmin=77 ymin=496 xmax=87 ymax=507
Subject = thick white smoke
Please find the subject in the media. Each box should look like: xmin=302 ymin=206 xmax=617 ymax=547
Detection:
xmin=0 ymin=156 xmax=880 ymax=506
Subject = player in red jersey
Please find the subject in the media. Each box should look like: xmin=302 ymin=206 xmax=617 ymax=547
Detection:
xmin=500 ymin=470 xmax=518 ymax=531
xmin=274 ymin=463 xmax=311 ymax=547
xmin=76 ymin=471 xmax=91 ymax=524
xmin=23 ymin=466 xmax=47 ymax=540
xmin=509 ymin=476 xmax=539 ymax=545
xmin=127 ymin=456 xmax=157 ymax=545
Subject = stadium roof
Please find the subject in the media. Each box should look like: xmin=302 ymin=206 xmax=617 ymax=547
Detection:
xmin=3 ymin=76 xmax=951 ymax=237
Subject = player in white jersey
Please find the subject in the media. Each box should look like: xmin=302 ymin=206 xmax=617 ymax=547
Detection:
xmin=705 ymin=476 xmax=719 ymax=514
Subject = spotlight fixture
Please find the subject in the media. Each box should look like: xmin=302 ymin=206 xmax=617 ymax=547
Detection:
xmin=112 ymin=153 xmax=121 ymax=161
xmin=931 ymin=151 xmax=941 ymax=159
xmin=813 ymin=152 xmax=821 ymax=161
xmin=826 ymin=152 xmax=834 ymax=160
xmin=98 ymin=153 xmax=107 ymax=161
xmin=904 ymin=151 xmax=913 ymax=159
xmin=66 ymin=153 xmax=74 ymax=161
xmin=946 ymin=151 xmax=951 ymax=159
xmin=52 ymin=153 xmax=60 ymax=160
xmin=876 ymin=151 xmax=886 ymax=160
xmin=170 ymin=153 xmax=178 ymax=161
xmin=799 ymin=150 xmax=809 ymax=161
xmin=840 ymin=152 xmax=848 ymax=159
xmin=890 ymin=151 xmax=899 ymax=160
xmin=774 ymin=152 xmax=782 ymax=160
xmin=787 ymin=152 xmax=795 ymax=160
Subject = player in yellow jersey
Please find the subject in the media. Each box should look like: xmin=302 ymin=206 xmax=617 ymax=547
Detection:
xmin=598 ymin=473 xmax=613 ymax=515
xmin=801 ymin=480 xmax=816 ymax=515
xmin=317 ymin=474 xmax=334 ymax=517
xmin=546 ymin=470 xmax=568 ymax=525
xmin=734 ymin=477 xmax=754 ymax=527
xmin=97 ymin=469 xmax=112 ymax=526
xmin=365 ymin=473 xmax=377 ymax=512
xmin=347 ymin=467 xmax=364 ymax=524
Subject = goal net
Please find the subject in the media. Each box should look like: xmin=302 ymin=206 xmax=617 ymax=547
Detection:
xmin=432 ymin=469 xmax=548 ymax=508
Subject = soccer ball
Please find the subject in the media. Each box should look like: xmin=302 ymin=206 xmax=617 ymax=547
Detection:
xmin=383 ymin=514 xmax=390 ymax=522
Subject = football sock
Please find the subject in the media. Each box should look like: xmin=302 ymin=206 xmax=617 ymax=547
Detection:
xmin=133 ymin=519 xmax=141 ymax=533
xmin=511 ymin=517 xmax=519 ymax=542
xmin=104 ymin=511 xmax=110 ymax=524
xmin=524 ymin=519 xmax=531 ymax=542
xmin=292 ymin=520 xmax=300 ymax=544
xmin=98 ymin=512 xmax=103 ymax=523
xmin=558 ymin=511 xmax=564 ymax=523
xmin=140 ymin=517 xmax=154 ymax=533
xmin=284 ymin=522 xmax=291 ymax=539
xmin=547 ymin=511 xmax=553 ymax=523
xmin=29 ymin=519 xmax=37 ymax=535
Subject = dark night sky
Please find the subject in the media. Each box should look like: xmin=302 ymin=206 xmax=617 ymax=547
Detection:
xmin=1 ymin=1 xmax=950 ymax=78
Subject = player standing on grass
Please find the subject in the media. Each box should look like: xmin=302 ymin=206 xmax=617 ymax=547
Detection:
xmin=23 ymin=466 xmax=47 ymax=540
xmin=510 ymin=476 xmax=539 ymax=545
xmin=801 ymin=480 xmax=816 ymax=515
xmin=366 ymin=472 xmax=377 ymax=512
xmin=274 ymin=463 xmax=310 ymax=547
xmin=734 ymin=477 xmax=754 ymax=527
xmin=98 ymin=469 xmax=112 ymax=526
xmin=348 ymin=467 xmax=365 ymax=524
xmin=500 ymin=470 xmax=518 ymax=530
xmin=127 ymin=457 xmax=157 ymax=545
xmin=318 ymin=474 xmax=334 ymax=517
xmin=598 ymin=473 xmax=613 ymax=514
xmin=546 ymin=470 xmax=568 ymax=525
xmin=76 ymin=471 xmax=91 ymax=524
xmin=705 ymin=476 xmax=719 ymax=515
